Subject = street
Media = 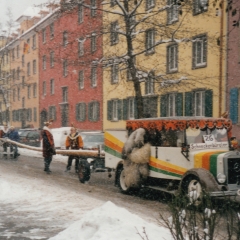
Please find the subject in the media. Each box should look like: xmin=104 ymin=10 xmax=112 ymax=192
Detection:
xmin=0 ymin=153 xmax=168 ymax=240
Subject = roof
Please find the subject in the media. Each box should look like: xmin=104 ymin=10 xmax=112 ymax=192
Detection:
xmin=126 ymin=117 xmax=232 ymax=131
xmin=16 ymin=7 xmax=42 ymax=23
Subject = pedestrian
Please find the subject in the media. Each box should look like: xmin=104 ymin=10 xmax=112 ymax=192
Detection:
xmin=1 ymin=124 xmax=9 ymax=157
xmin=5 ymin=126 xmax=20 ymax=158
xmin=42 ymin=119 xmax=56 ymax=174
xmin=65 ymin=126 xmax=83 ymax=173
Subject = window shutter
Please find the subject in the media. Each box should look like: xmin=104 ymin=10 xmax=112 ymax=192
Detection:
xmin=203 ymin=36 xmax=207 ymax=63
xmin=150 ymin=96 xmax=158 ymax=117
xmin=76 ymin=104 xmax=79 ymax=121
xmin=82 ymin=103 xmax=86 ymax=121
xmin=96 ymin=101 xmax=100 ymax=121
xmin=123 ymin=99 xmax=128 ymax=120
xmin=88 ymin=102 xmax=93 ymax=121
xmin=107 ymin=100 xmax=113 ymax=120
xmin=185 ymin=92 xmax=193 ymax=116
xmin=230 ymin=88 xmax=238 ymax=124
xmin=166 ymin=46 xmax=170 ymax=72
xmin=134 ymin=97 xmax=138 ymax=119
xmin=205 ymin=89 xmax=213 ymax=117
xmin=192 ymin=41 xmax=196 ymax=69
xmin=160 ymin=95 xmax=167 ymax=117
xmin=176 ymin=93 xmax=183 ymax=116
xmin=118 ymin=99 xmax=122 ymax=120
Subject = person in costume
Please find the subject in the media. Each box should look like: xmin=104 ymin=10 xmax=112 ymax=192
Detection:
xmin=65 ymin=126 xmax=83 ymax=173
xmin=42 ymin=119 xmax=56 ymax=173
xmin=5 ymin=126 xmax=20 ymax=158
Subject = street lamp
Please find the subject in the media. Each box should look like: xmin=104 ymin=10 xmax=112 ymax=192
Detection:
xmin=200 ymin=0 xmax=208 ymax=10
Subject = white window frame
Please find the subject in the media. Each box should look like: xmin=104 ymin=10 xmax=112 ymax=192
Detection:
xmin=63 ymin=60 xmax=68 ymax=77
xmin=50 ymin=51 xmax=54 ymax=67
xmin=78 ymin=4 xmax=84 ymax=23
xmin=91 ymin=0 xmax=96 ymax=17
xmin=193 ymin=35 xmax=207 ymax=67
xmin=145 ymin=76 xmax=154 ymax=95
xmin=63 ymin=31 xmax=68 ymax=46
xmin=194 ymin=91 xmax=205 ymax=116
xmin=111 ymin=64 xmax=119 ymax=84
xmin=91 ymin=102 xmax=98 ymax=121
xmin=43 ymin=55 xmax=46 ymax=70
xmin=91 ymin=66 xmax=97 ymax=87
xmin=112 ymin=99 xmax=118 ymax=121
xmin=91 ymin=33 xmax=97 ymax=52
xmin=78 ymin=39 xmax=84 ymax=56
xmin=62 ymin=87 xmax=68 ymax=102
xmin=128 ymin=98 xmax=135 ymax=120
xmin=167 ymin=0 xmax=178 ymax=24
xmin=33 ymin=59 xmax=37 ymax=74
xmin=79 ymin=103 xmax=85 ymax=121
xmin=110 ymin=21 xmax=119 ymax=45
xmin=168 ymin=44 xmax=178 ymax=72
xmin=146 ymin=29 xmax=155 ymax=54
xmin=50 ymin=79 xmax=55 ymax=95
xmin=43 ymin=81 xmax=46 ymax=96
xmin=167 ymin=93 xmax=176 ymax=117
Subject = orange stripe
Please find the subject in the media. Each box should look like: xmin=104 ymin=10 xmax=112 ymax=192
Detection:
xmin=202 ymin=151 xmax=224 ymax=170
xmin=105 ymin=139 xmax=122 ymax=153
xmin=150 ymin=160 xmax=185 ymax=175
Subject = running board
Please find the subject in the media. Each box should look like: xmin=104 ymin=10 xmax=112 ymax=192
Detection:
xmin=143 ymin=185 xmax=177 ymax=195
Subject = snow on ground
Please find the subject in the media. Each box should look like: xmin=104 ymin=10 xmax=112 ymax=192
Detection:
xmin=49 ymin=201 xmax=171 ymax=240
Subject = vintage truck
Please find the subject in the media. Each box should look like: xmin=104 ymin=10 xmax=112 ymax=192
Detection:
xmin=104 ymin=117 xmax=240 ymax=204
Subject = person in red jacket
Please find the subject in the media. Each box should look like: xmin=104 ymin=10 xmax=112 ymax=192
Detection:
xmin=42 ymin=119 xmax=56 ymax=173
xmin=65 ymin=127 xmax=83 ymax=173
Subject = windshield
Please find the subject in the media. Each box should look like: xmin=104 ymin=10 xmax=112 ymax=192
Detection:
xmin=186 ymin=128 xmax=228 ymax=144
xmin=81 ymin=134 xmax=104 ymax=143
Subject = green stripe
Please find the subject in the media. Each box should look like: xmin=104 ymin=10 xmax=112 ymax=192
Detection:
xmin=149 ymin=166 xmax=182 ymax=178
xmin=105 ymin=146 xmax=122 ymax=159
xmin=209 ymin=153 xmax=220 ymax=177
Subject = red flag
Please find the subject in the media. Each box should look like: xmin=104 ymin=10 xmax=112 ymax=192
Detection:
xmin=23 ymin=42 xmax=29 ymax=54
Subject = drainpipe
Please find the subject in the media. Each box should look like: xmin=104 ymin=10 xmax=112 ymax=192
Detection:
xmin=219 ymin=0 xmax=224 ymax=117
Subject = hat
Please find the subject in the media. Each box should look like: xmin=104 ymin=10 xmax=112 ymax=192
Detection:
xmin=44 ymin=119 xmax=54 ymax=126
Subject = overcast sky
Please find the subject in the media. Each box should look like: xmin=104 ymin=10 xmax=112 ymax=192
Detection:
xmin=0 ymin=0 xmax=48 ymax=27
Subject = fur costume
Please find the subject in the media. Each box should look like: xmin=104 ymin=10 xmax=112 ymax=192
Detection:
xmin=65 ymin=132 xmax=83 ymax=150
xmin=122 ymin=128 xmax=150 ymax=188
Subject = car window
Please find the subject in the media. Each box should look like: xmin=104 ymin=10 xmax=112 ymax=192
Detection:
xmin=20 ymin=131 xmax=29 ymax=137
xmin=83 ymin=135 xmax=104 ymax=143
xmin=28 ymin=132 xmax=39 ymax=138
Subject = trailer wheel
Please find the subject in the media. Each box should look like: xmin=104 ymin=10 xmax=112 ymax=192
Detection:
xmin=78 ymin=160 xmax=91 ymax=183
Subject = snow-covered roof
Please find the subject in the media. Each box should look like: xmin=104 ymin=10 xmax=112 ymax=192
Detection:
xmin=16 ymin=7 xmax=42 ymax=23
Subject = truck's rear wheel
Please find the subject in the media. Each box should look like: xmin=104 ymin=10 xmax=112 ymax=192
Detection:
xmin=78 ymin=160 xmax=91 ymax=183
xmin=117 ymin=167 xmax=139 ymax=194
xmin=185 ymin=176 xmax=203 ymax=206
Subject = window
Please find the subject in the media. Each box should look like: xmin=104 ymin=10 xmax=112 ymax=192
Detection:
xmin=27 ymin=39 xmax=30 ymax=53
xmin=161 ymin=93 xmax=183 ymax=117
xmin=111 ymin=64 xmax=119 ymax=84
xmin=78 ymin=70 xmax=84 ymax=89
xmin=76 ymin=102 xmax=86 ymax=121
xmin=107 ymin=99 xmax=122 ymax=121
xmin=27 ymin=62 xmax=30 ymax=76
xmin=145 ymin=75 xmax=154 ymax=95
xmin=50 ymin=23 xmax=54 ymax=38
xmin=33 ymin=34 xmax=36 ymax=49
xmin=13 ymin=89 xmax=16 ymax=102
xmin=78 ymin=4 xmax=83 ymax=23
xmin=49 ymin=106 xmax=56 ymax=120
xmin=62 ymin=87 xmax=68 ymax=102
xmin=12 ymin=69 xmax=16 ymax=80
xmin=167 ymin=0 xmax=178 ymax=24
xmin=91 ymin=65 xmax=97 ymax=87
xmin=194 ymin=91 xmax=205 ymax=116
xmin=22 ymin=97 xmax=25 ymax=108
xmin=33 ymin=83 xmax=37 ymax=97
xmin=193 ymin=0 xmax=208 ymax=15
xmin=88 ymin=101 xmax=99 ymax=121
xmin=50 ymin=79 xmax=54 ymax=94
xmin=34 ymin=107 xmax=37 ymax=122
xmin=18 ymin=88 xmax=20 ymax=101
xmin=91 ymin=0 xmax=96 ymax=17
xmin=28 ymin=85 xmax=31 ymax=99
xmin=43 ymin=81 xmax=46 ymax=96
xmin=111 ymin=0 xmax=116 ymax=7
xmin=63 ymin=59 xmax=68 ymax=77
xmin=42 ymin=28 xmax=46 ymax=43
xmin=91 ymin=33 xmax=97 ymax=52
xmin=167 ymin=44 xmax=178 ymax=72
xmin=143 ymin=96 xmax=158 ymax=117
xmin=17 ymin=67 xmax=20 ymax=80
xmin=110 ymin=21 xmax=119 ymax=45
xmin=192 ymin=35 xmax=207 ymax=68
xmin=112 ymin=99 xmax=119 ymax=121
xmin=145 ymin=29 xmax=155 ymax=54
xmin=16 ymin=45 xmax=20 ymax=58
xmin=63 ymin=31 xmax=68 ymax=46
xmin=22 ymin=76 xmax=25 ymax=88
xmin=78 ymin=39 xmax=84 ymax=56
xmin=22 ymin=55 xmax=25 ymax=67
xmin=146 ymin=0 xmax=155 ymax=10
xmin=33 ymin=59 xmax=37 ymax=74
xmin=27 ymin=108 xmax=32 ymax=121
xmin=128 ymin=98 xmax=135 ymax=119
xmin=43 ymin=55 xmax=46 ymax=70
xmin=50 ymin=51 xmax=54 ymax=67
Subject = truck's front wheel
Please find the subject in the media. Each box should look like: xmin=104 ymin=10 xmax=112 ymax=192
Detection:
xmin=78 ymin=160 xmax=91 ymax=183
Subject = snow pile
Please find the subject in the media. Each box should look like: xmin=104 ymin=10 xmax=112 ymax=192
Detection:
xmin=49 ymin=201 xmax=171 ymax=240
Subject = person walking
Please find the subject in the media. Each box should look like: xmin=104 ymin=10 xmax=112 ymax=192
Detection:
xmin=0 ymin=125 xmax=9 ymax=156
xmin=65 ymin=126 xmax=83 ymax=173
xmin=42 ymin=119 xmax=56 ymax=173
xmin=5 ymin=126 xmax=20 ymax=158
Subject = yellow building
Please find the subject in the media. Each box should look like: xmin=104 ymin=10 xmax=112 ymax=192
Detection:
xmin=103 ymin=0 xmax=227 ymax=131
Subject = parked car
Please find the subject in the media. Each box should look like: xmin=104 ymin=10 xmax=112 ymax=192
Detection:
xmin=18 ymin=128 xmax=41 ymax=147
xmin=51 ymin=127 xmax=72 ymax=149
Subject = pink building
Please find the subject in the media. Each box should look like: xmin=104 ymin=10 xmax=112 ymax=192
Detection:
xmin=227 ymin=1 xmax=240 ymax=139
xmin=38 ymin=1 xmax=103 ymax=131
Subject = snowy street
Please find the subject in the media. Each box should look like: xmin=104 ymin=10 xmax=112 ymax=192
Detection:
xmin=0 ymin=148 xmax=170 ymax=240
